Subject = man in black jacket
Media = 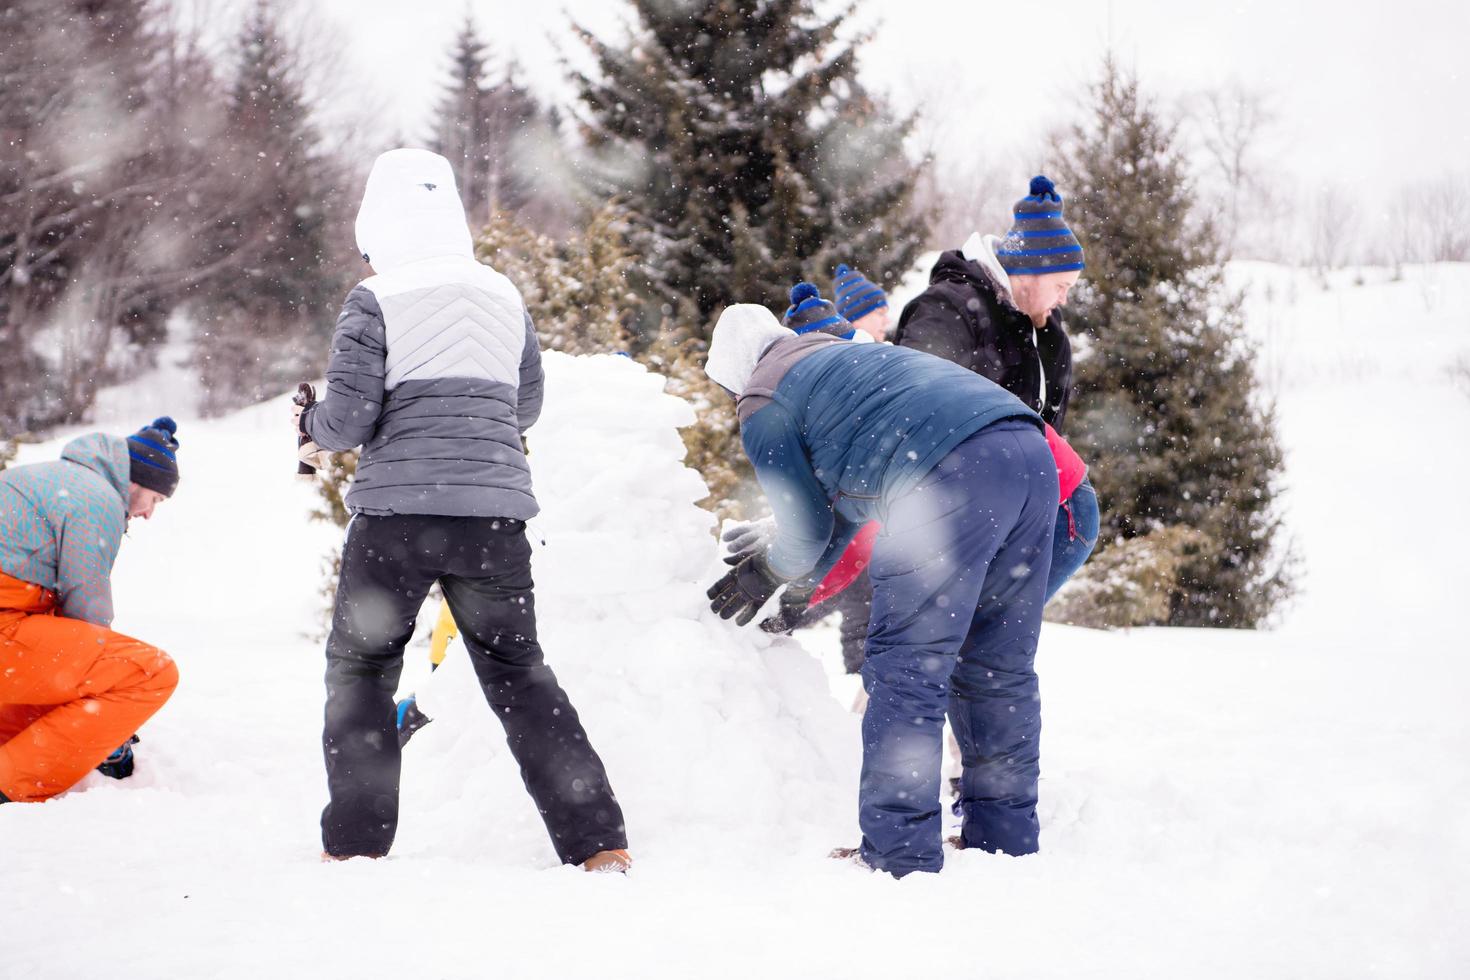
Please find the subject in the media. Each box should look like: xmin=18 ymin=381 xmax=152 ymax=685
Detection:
xmin=893 ymin=175 xmax=1083 ymax=430
xmin=893 ymin=176 xmax=1098 ymax=608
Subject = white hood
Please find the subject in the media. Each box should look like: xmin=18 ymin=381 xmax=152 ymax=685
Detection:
xmin=355 ymin=148 xmax=474 ymax=274
xmin=705 ymin=304 xmax=792 ymax=394
xmin=961 ymin=231 xmax=1015 ymax=307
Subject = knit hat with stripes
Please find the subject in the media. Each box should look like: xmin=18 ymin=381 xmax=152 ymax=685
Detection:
xmin=126 ymin=417 xmax=180 ymax=497
xmin=832 ymin=264 xmax=887 ymax=322
xmin=996 ymin=175 xmax=1085 ymax=276
xmin=782 ymin=282 xmax=856 ymax=339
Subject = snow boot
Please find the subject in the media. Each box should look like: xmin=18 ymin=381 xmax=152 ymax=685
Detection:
xmin=321 ymin=851 xmax=386 ymax=862
xmin=582 ymin=849 xmax=632 ymax=874
xmin=828 ymin=846 xmax=873 ymax=870
xmin=395 ymin=696 xmax=433 ymax=748
xmin=96 ymin=734 xmax=140 ymax=780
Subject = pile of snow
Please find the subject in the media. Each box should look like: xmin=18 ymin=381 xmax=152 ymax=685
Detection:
xmin=400 ymin=352 xmax=857 ymax=863
xmin=4 ymin=265 xmax=1468 ymax=978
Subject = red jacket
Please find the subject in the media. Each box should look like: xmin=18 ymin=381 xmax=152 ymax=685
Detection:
xmin=1046 ymin=423 xmax=1087 ymax=503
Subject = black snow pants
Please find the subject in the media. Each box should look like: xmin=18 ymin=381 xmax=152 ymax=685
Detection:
xmin=798 ymin=570 xmax=874 ymax=675
xmin=834 ymin=572 xmax=874 ymax=675
xmin=321 ymin=514 xmax=626 ymax=863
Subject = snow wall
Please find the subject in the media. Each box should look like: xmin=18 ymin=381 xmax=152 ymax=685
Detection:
xmin=400 ymin=351 xmax=861 ymax=863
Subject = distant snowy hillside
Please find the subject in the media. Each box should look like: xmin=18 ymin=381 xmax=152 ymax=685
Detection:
xmin=4 ymin=265 xmax=1468 ymax=979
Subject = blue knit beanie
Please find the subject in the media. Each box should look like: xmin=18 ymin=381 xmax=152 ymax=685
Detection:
xmin=126 ymin=417 xmax=180 ymax=497
xmin=832 ymin=264 xmax=887 ymax=322
xmin=997 ymin=176 xmax=1085 ymax=276
xmin=782 ymin=282 xmax=856 ymax=339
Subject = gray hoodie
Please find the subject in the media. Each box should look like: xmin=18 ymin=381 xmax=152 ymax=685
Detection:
xmin=303 ymin=148 xmax=544 ymax=519
xmin=0 ymin=434 xmax=130 ymax=625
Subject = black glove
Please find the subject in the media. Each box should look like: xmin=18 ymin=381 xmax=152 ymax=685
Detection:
xmin=721 ymin=518 xmax=774 ymax=566
xmin=759 ymin=582 xmax=817 ymax=635
xmin=707 ymin=553 xmax=784 ymax=626
xmin=96 ymin=734 xmax=139 ymax=780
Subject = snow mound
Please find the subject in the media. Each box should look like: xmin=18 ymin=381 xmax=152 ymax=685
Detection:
xmin=401 ymin=352 xmax=858 ymax=863
xmin=5 ymin=265 xmax=1469 ymax=979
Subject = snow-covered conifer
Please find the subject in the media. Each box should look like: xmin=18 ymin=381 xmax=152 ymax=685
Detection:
xmin=572 ymin=0 xmax=927 ymax=340
xmin=430 ymin=16 xmax=564 ymax=232
xmin=1052 ymin=60 xmax=1293 ymax=628
xmin=190 ymin=0 xmax=348 ymax=415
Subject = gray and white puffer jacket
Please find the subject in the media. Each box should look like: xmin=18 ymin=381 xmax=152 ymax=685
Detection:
xmin=303 ymin=148 xmax=543 ymax=519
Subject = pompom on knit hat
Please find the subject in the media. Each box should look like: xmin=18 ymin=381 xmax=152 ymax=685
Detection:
xmin=832 ymin=263 xmax=887 ymax=322
xmin=996 ymin=175 xmax=1085 ymax=276
xmin=782 ymin=282 xmax=856 ymax=339
xmin=126 ymin=417 xmax=180 ymax=497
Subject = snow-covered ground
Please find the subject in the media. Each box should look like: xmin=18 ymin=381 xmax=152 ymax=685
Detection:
xmin=3 ymin=264 xmax=1468 ymax=978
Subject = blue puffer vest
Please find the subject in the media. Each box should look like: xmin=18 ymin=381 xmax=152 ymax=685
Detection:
xmin=738 ymin=335 xmax=1041 ymax=578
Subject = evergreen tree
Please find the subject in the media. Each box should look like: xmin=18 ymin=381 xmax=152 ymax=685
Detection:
xmin=472 ymin=204 xmax=638 ymax=356
xmin=572 ymin=0 xmax=927 ymax=340
xmin=192 ymin=0 xmax=347 ymax=415
xmin=481 ymin=67 xmax=546 ymax=222
xmin=431 ymin=16 xmax=494 ymax=223
xmin=1052 ymin=60 xmax=1293 ymax=628
xmin=1 ymin=0 xmax=231 ymax=428
xmin=431 ymin=17 xmax=559 ymax=231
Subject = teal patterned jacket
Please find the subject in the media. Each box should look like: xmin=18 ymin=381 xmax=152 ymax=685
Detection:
xmin=0 ymin=434 xmax=130 ymax=626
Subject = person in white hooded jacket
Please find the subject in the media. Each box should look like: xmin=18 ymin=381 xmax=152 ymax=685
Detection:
xmin=297 ymin=148 xmax=629 ymax=872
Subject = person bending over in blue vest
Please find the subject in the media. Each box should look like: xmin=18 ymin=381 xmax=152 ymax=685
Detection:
xmin=704 ymin=304 xmax=1058 ymax=877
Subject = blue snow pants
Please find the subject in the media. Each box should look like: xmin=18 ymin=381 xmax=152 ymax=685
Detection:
xmin=859 ymin=420 xmax=1057 ymax=876
xmin=1045 ymin=477 xmax=1099 ymax=602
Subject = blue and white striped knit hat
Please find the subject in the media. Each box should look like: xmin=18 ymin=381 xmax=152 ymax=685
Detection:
xmin=996 ymin=175 xmax=1085 ymax=276
xmin=126 ymin=417 xmax=180 ymax=497
xmin=782 ymin=282 xmax=856 ymax=339
xmin=832 ymin=264 xmax=887 ymax=322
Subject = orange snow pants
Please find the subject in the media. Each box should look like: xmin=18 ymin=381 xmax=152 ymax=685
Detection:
xmin=0 ymin=571 xmax=178 ymax=802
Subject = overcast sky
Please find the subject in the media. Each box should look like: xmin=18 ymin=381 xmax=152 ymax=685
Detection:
xmin=294 ymin=0 xmax=1465 ymax=217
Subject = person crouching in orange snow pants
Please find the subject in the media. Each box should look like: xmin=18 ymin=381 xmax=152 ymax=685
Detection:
xmin=0 ymin=419 xmax=183 ymax=804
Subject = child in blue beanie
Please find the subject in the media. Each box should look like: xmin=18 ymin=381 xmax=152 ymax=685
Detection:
xmin=832 ymin=264 xmax=890 ymax=341
xmin=781 ymin=282 xmax=858 ymax=340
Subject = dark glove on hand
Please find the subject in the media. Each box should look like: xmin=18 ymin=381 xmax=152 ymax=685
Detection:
xmin=759 ymin=582 xmax=816 ymax=635
xmin=96 ymin=734 xmax=139 ymax=780
xmin=707 ymin=552 xmax=784 ymax=626
xmin=722 ymin=518 xmax=774 ymax=566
